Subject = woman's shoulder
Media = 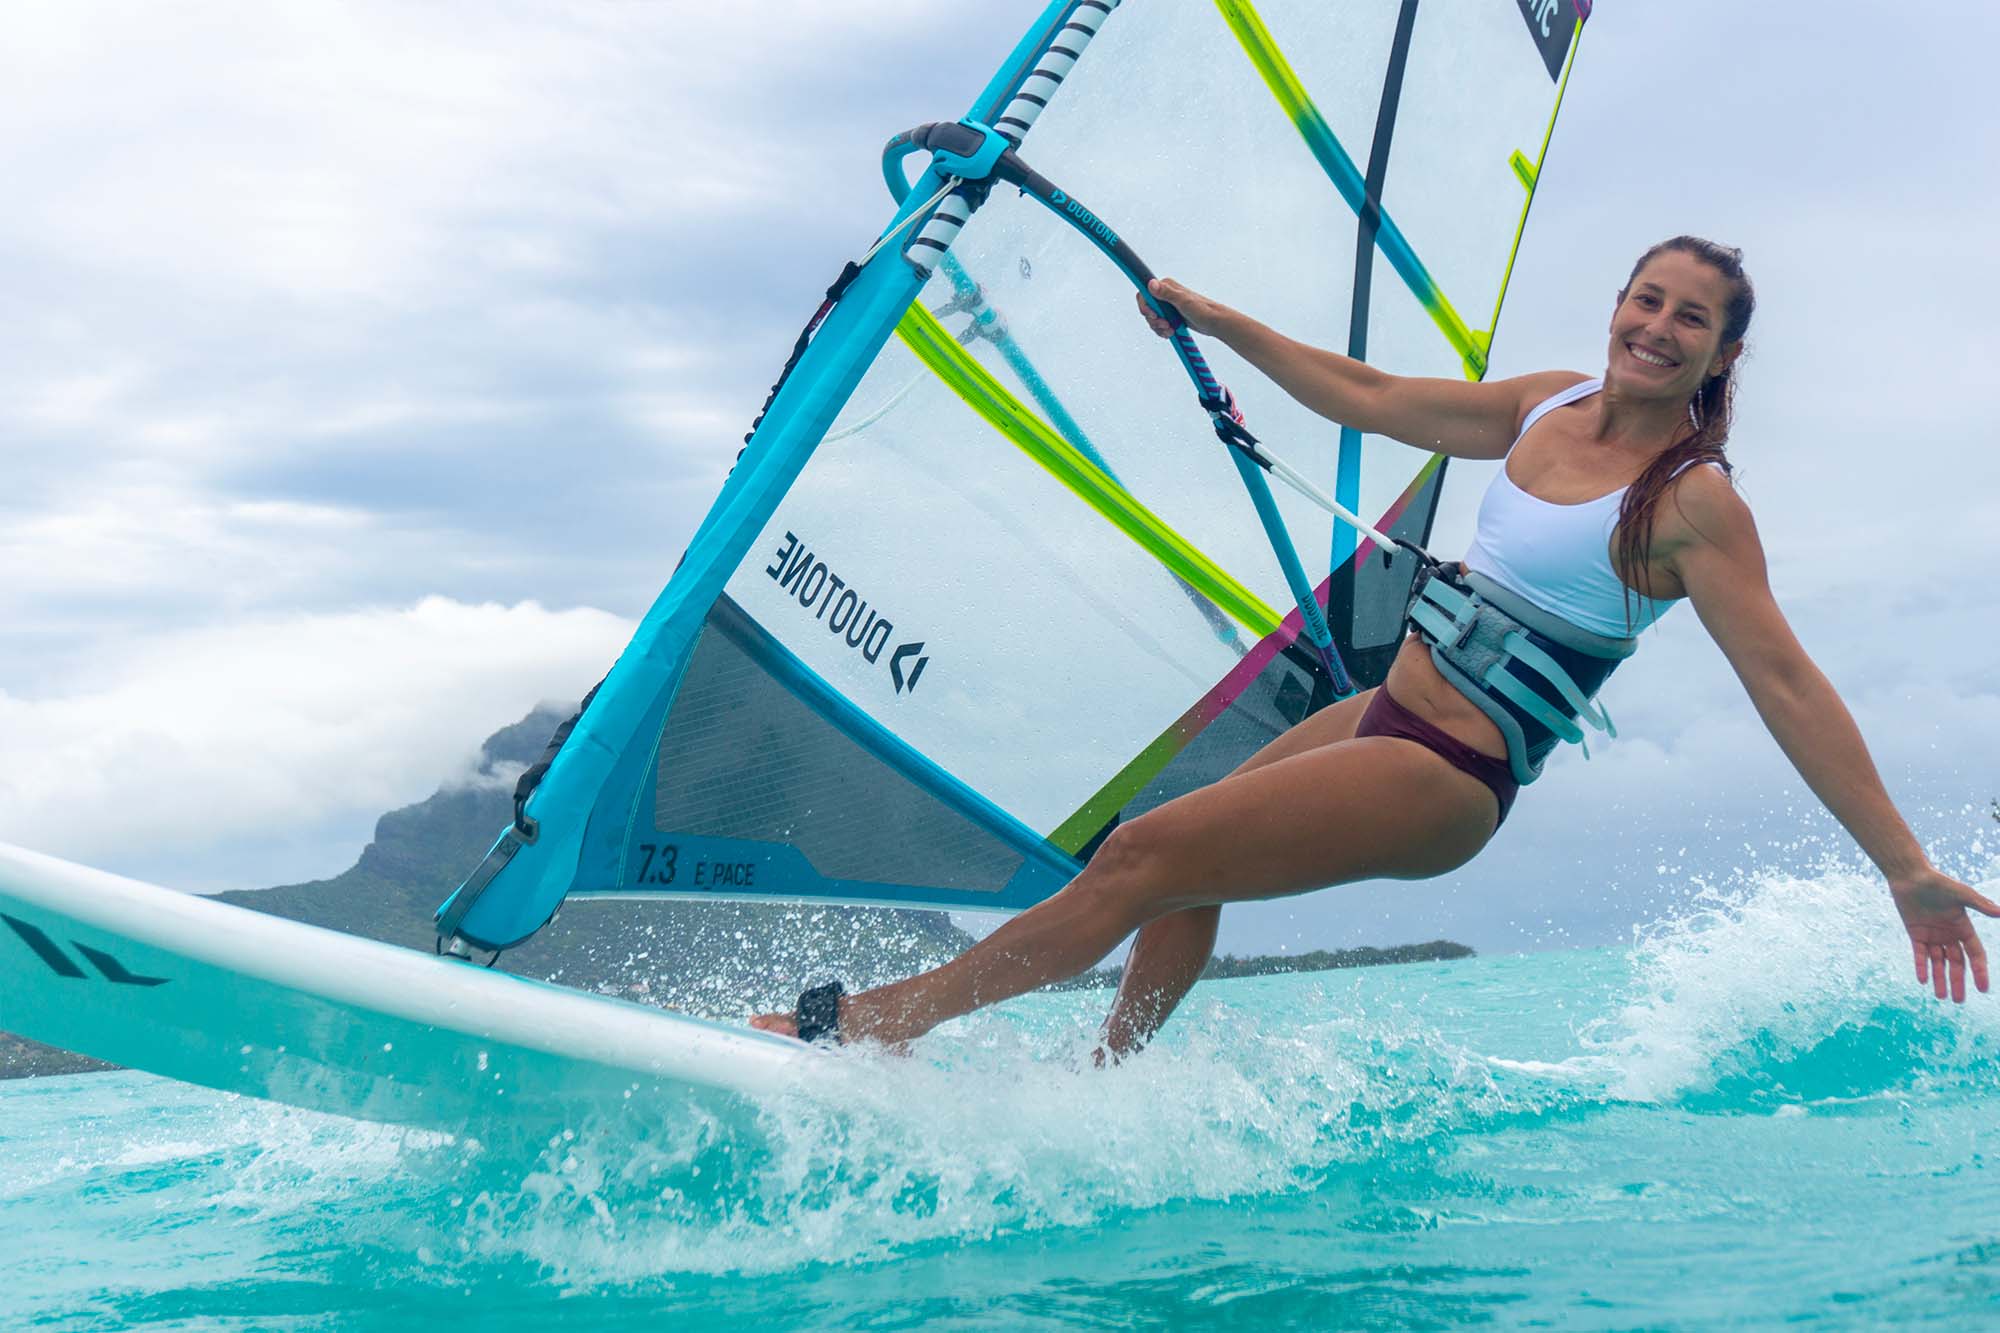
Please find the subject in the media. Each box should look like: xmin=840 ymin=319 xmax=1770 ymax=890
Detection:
xmin=1669 ymin=455 xmax=1739 ymax=494
xmin=1506 ymin=369 xmax=1595 ymax=404
xmin=1662 ymin=456 xmax=1756 ymax=539
xmin=1503 ymin=370 xmax=1596 ymax=439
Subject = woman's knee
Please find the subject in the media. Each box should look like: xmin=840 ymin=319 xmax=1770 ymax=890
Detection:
xmin=1077 ymin=817 xmax=1190 ymax=921
xmin=1088 ymin=817 xmax=1157 ymax=883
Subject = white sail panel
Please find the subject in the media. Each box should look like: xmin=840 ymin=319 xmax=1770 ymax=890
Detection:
xmin=439 ymin=0 xmax=1589 ymax=947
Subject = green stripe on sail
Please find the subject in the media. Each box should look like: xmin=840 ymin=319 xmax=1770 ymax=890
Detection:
xmin=1048 ymin=723 xmax=1187 ymax=854
xmin=897 ymin=304 xmax=1283 ymax=640
xmin=1049 ymin=453 xmax=1448 ymax=854
xmin=1215 ymin=0 xmax=1489 ymax=379
xmin=1486 ymin=20 xmax=1585 ymax=348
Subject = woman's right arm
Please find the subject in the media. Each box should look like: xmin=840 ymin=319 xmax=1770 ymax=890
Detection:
xmin=1140 ymin=278 xmax=1580 ymax=460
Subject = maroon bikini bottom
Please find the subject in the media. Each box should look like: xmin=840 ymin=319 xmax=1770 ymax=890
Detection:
xmin=1354 ymin=686 xmax=1519 ymax=827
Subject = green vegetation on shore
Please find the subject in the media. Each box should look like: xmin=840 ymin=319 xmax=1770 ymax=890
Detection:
xmin=1053 ymin=941 xmax=1473 ymax=993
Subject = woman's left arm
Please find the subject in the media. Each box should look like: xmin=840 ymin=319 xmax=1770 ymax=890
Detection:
xmin=1666 ymin=469 xmax=1998 ymax=1002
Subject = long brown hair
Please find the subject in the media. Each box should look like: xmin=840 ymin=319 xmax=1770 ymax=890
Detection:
xmin=1612 ymin=236 xmax=1755 ymax=624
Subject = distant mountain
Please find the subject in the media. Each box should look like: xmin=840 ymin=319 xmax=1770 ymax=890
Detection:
xmin=3 ymin=707 xmax=1474 ymax=1080
xmin=208 ymin=705 xmax=979 ymax=1012
xmin=2 ymin=706 xmax=974 ymax=1078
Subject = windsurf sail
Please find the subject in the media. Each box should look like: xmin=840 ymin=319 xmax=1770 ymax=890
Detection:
xmin=439 ymin=0 xmax=1590 ymax=953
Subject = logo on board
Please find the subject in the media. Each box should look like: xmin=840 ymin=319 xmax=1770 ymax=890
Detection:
xmin=4 ymin=913 xmax=170 ymax=986
xmin=1515 ymin=0 xmax=1586 ymax=82
xmin=765 ymin=531 xmax=931 ymax=695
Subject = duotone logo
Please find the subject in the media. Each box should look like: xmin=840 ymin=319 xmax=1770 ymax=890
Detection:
xmin=1047 ymin=187 xmax=1119 ymax=247
xmin=4 ymin=913 xmax=169 ymax=986
xmin=889 ymin=641 xmax=930 ymax=695
xmin=765 ymin=531 xmax=933 ymax=696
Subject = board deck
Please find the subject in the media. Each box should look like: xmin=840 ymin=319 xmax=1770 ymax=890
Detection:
xmin=0 ymin=842 xmax=812 ymax=1132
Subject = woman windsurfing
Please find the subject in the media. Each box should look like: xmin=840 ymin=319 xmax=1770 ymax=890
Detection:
xmin=754 ymin=236 xmax=1997 ymax=1054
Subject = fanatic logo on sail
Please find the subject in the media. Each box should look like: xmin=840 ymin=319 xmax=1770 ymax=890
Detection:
xmin=1515 ymin=0 xmax=1586 ymax=81
xmin=765 ymin=531 xmax=931 ymax=694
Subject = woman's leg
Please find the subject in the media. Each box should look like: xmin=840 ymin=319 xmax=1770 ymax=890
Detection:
xmin=754 ymin=714 xmax=1501 ymax=1046
xmin=1099 ymin=904 xmax=1220 ymax=1059
xmin=1099 ymin=689 xmax=1378 ymax=1058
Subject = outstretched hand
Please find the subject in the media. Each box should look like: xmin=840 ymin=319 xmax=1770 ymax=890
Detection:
xmin=1136 ymin=277 xmax=1231 ymax=339
xmin=1891 ymin=867 xmax=2000 ymax=1002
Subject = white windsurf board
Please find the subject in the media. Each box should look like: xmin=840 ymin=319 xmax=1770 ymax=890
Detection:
xmin=0 ymin=841 xmax=813 ymax=1132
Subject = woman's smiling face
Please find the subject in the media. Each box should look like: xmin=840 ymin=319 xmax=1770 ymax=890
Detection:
xmin=1607 ymin=249 xmax=1740 ymax=400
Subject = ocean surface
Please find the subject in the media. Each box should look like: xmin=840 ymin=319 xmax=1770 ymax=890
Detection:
xmin=4 ymin=861 xmax=1997 ymax=1331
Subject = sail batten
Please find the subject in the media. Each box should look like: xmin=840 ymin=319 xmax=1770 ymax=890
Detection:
xmin=895 ymin=303 xmax=1283 ymax=638
xmin=1217 ymin=0 xmax=1487 ymax=379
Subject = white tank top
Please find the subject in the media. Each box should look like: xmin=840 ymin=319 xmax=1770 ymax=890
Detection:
xmin=1461 ymin=377 xmax=1686 ymax=637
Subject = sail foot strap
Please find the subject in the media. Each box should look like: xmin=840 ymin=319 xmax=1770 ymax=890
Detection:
xmin=434 ymin=825 xmax=528 ymax=949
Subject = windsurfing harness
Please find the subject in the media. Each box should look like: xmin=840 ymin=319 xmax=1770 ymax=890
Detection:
xmin=1406 ymin=564 xmax=1633 ymax=786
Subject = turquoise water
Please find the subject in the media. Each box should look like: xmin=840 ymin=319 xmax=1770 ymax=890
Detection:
xmin=5 ymin=861 xmax=1998 ymax=1330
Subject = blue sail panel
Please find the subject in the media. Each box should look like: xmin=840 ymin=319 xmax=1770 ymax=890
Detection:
xmin=439 ymin=0 xmax=1100 ymax=950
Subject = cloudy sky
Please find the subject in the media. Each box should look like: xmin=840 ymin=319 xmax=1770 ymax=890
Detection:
xmin=4 ymin=1 xmax=1995 ymax=957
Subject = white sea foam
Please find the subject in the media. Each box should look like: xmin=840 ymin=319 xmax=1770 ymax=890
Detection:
xmin=17 ymin=859 xmax=1996 ymax=1287
xmin=1580 ymin=856 xmax=2000 ymax=1103
xmin=428 ymin=977 xmax=1538 ymax=1284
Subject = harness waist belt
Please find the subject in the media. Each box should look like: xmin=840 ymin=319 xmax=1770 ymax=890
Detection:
xmin=1407 ymin=568 xmax=1637 ymax=785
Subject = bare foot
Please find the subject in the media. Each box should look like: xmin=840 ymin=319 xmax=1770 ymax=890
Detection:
xmin=748 ymin=1003 xmax=927 ymax=1056
xmin=748 ymin=1011 xmax=800 ymax=1038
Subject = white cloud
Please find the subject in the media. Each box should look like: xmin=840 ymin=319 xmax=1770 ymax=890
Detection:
xmin=0 ymin=598 xmax=631 ymax=889
xmin=0 ymin=1 xmax=1015 ymax=308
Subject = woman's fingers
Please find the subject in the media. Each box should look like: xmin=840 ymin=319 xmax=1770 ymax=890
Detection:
xmin=1134 ymin=288 xmax=1173 ymax=338
xmin=1897 ymin=874 xmax=1997 ymax=1001
xmin=1143 ymin=277 xmax=1207 ymax=334
xmin=1909 ymin=928 xmax=1989 ymax=1002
